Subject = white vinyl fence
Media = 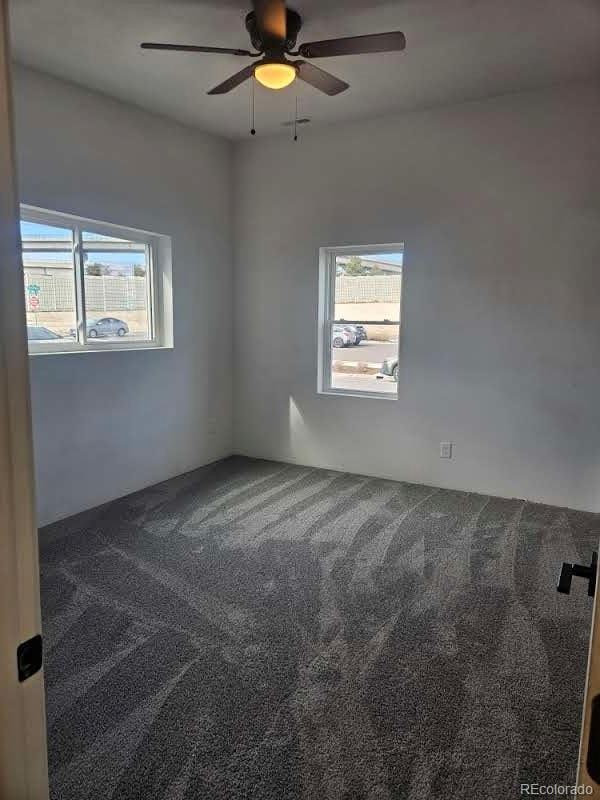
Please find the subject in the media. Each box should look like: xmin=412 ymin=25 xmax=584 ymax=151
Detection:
xmin=23 ymin=272 xmax=147 ymax=312
xmin=335 ymin=275 xmax=402 ymax=303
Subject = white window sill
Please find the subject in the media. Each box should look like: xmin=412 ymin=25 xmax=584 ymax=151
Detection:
xmin=318 ymin=388 xmax=398 ymax=401
xmin=28 ymin=342 xmax=173 ymax=357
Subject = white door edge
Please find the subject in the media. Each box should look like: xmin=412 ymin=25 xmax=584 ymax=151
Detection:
xmin=0 ymin=1 xmax=49 ymax=796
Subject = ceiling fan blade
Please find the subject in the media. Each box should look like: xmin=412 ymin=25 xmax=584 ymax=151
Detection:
xmin=299 ymin=31 xmax=406 ymax=59
xmin=141 ymin=43 xmax=254 ymax=56
xmin=252 ymin=0 xmax=287 ymax=46
xmin=296 ymin=61 xmax=349 ymax=96
xmin=207 ymin=64 xmax=256 ymax=95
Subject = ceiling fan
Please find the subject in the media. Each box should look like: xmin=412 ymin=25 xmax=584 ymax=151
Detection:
xmin=140 ymin=0 xmax=406 ymax=96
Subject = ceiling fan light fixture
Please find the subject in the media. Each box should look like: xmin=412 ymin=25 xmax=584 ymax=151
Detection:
xmin=254 ymin=61 xmax=297 ymax=90
xmin=142 ymin=4 xmax=405 ymax=101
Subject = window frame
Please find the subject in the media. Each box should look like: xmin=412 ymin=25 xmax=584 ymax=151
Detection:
xmin=20 ymin=204 xmax=172 ymax=355
xmin=317 ymin=243 xmax=404 ymax=400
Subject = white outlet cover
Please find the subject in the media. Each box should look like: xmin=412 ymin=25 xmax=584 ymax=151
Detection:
xmin=440 ymin=442 xmax=453 ymax=459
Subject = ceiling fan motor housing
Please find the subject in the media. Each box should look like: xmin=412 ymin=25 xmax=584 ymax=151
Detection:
xmin=245 ymin=8 xmax=302 ymax=55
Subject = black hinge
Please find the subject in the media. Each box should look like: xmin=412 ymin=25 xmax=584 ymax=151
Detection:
xmin=557 ymin=552 xmax=597 ymax=597
xmin=17 ymin=634 xmax=43 ymax=682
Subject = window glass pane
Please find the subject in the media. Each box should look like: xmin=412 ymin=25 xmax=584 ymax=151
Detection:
xmin=21 ymin=220 xmax=71 ymax=244
xmin=82 ymin=233 xmax=151 ymax=342
xmin=334 ymin=252 xmax=403 ymax=323
xmin=82 ymin=231 xmax=129 ymax=243
xmin=327 ymin=248 xmax=403 ymax=396
xmin=330 ymin=323 xmax=399 ymax=395
xmin=21 ymin=220 xmax=76 ymax=345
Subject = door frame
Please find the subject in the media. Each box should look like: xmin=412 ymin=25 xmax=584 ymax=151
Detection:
xmin=578 ymin=561 xmax=600 ymax=796
xmin=0 ymin=0 xmax=49 ymax=796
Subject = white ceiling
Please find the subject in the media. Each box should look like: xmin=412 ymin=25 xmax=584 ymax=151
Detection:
xmin=9 ymin=0 xmax=600 ymax=140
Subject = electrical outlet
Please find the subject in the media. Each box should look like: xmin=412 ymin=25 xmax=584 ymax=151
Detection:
xmin=440 ymin=442 xmax=453 ymax=459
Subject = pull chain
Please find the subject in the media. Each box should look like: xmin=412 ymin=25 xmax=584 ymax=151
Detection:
xmin=250 ymin=77 xmax=256 ymax=136
xmin=294 ymin=94 xmax=298 ymax=142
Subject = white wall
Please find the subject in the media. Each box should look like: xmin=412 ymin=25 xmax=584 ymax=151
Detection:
xmin=13 ymin=70 xmax=600 ymax=520
xmin=233 ymin=83 xmax=600 ymax=512
xmin=13 ymin=67 xmax=233 ymax=526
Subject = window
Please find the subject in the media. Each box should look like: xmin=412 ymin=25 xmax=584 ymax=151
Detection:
xmin=20 ymin=205 xmax=172 ymax=354
xmin=318 ymin=244 xmax=404 ymax=399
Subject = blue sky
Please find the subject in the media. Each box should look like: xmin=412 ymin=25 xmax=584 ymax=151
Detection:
xmin=363 ymin=252 xmax=403 ymax=265
xmin=20 ymin=220 xmax=146 ymax=267
xmin=21 ymin=221 xmax=70 ymax=239
xmin=20 ymin=222 xmax=404 ymax=268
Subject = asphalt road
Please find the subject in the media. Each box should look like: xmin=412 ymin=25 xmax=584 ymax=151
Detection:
xmin=332 ymin=338 xmax=398 ymax=365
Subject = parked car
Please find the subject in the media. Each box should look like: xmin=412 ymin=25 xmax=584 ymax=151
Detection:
xmin=27 ymin=326 xmax=62 ymax=341
xmin=353 ymin=325 xmax=368 ymax=342
xmin=335 ymin=323 xmax=366 ymax=345
xmin=343 ymin=325 xmax=361 ymax=345
xmin=332 ymin=325 xmax=354 ymax=348
xmin=69 ymin=317 xmax=129 ymax=338
xmin=376 ymin=356 xmax=398 ymax=382
xmin=334 ymin=323 xmax=365 ymax=347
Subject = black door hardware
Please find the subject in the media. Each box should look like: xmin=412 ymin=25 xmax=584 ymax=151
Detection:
xmin=17 ymin=634 xmax=43 ymax=682
xmin=557 ymin=552 xmax=597 ymax=597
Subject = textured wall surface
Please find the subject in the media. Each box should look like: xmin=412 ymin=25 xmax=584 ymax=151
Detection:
xmin=13 ymin=67 xmax=233 ymax=526
xmin=14 ymin=70 xmax=600 ymax=520
xmin=233 ymin=83 xmax=600 ymax=512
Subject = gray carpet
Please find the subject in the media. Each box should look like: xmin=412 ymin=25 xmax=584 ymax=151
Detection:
xmin=39 ymin=456 xmax=600 ymax=800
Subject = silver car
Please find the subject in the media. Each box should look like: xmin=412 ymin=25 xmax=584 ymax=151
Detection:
xmin=69 ymin=317 xmax=129 ymax=338
xmin=332 ymin=325 xmax=354 ymax=348
xmin=376 ymin=356 xmax=398 ymax=382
